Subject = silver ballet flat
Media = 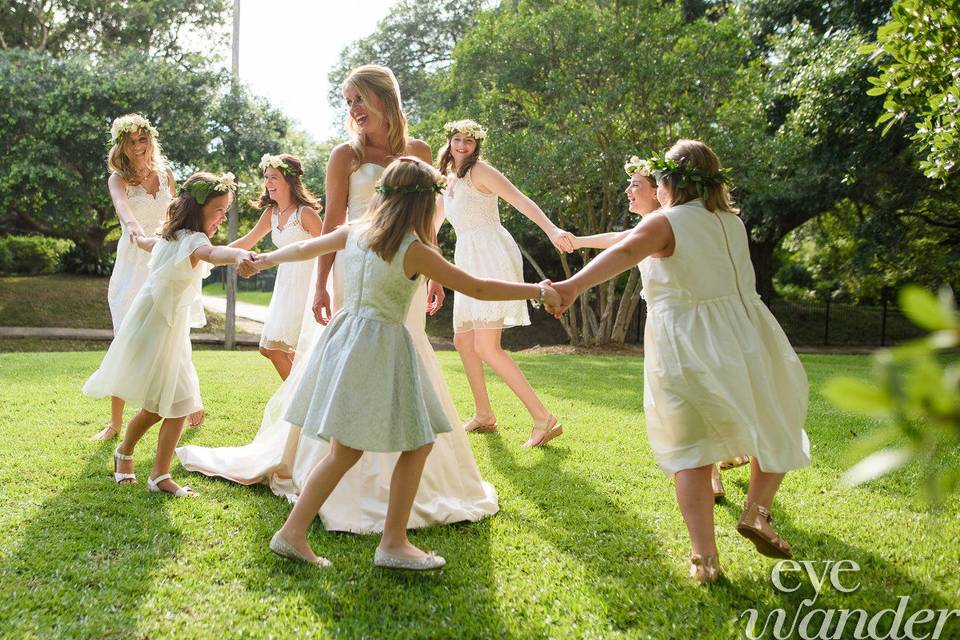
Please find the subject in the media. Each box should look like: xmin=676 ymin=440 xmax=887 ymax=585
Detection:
xmin=374 ymin=547 xmax=446 ymax=571
xmin=269 ymin=531 xmax=331 ymax=567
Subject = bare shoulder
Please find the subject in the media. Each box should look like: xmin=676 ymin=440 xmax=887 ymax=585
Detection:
xmin=108 ymin=172 xmax=127 ymax=188
xmin=329 ymin=143 xmax=356 ymax=168
xmin=405 ymin=138 xmax=432 ymax=163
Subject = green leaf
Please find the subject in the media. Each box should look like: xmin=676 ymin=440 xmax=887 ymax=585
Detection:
xmin=866 ymin=86 xmax=888 ymax=96
xmin=899 ymin=285 xmax=957 ymax=331
xmin=823 ymin=378 xmax=891 ymax=416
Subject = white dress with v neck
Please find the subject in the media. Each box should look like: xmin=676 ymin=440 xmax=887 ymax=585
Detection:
xmin=260 ymin=205 xmax=315 ymax=353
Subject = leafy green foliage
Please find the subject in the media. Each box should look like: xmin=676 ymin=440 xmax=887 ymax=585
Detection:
xmin=0 ymin=234 xmax=74 ymax=274
xmin=0 ymin=49 xmax=292 ymax=254
xmin=862 ymin=0 xmax=960 ymax=182
xmin=825 ymin=286 xmax=960 ymax=501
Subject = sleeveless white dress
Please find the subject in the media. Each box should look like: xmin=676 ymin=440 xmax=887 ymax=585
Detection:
xmin=84 ymin=230 xmax=211 ymax=418
xmin=259 ymin=205 xmax=315 ymax=353
xmin=640 ymin=200 xmax=811 ymax=475
xmin=176 ymin=163 xmax=499 ymax=533
xmin=443 ymin=170 xmax=530 ymax=332
xmin=107 ymin=169 xmax=171 ymax=330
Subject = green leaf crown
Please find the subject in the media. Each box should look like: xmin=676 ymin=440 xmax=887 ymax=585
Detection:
xmin=641 ymin=152 xmax=732 ymax=196
xmin=178 ymin=172 xmax=238 ymax=205
xmin=375 ymin=174 xmax=447 ymax=195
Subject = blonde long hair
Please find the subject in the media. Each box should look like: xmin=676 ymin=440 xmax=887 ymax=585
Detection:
xmin=106 ymin=115 xmax=166 ymax=186
xmin=660 ymin=139 xmax=738 ymax=214
xmin=343 ymin=65 xmax=409 ymax=167
xmin=361 ymin=157 xmax=439 ymax=262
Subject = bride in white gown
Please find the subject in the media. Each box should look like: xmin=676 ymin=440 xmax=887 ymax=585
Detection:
xmin=176 ymin=65 xmax=498 ymax=533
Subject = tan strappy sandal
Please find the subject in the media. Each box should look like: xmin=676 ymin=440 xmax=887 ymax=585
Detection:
xmin=463 ymin=416 xmax=498 ymax=433
xmin=737 ymin=501 xmax=793 ymax=559
xmin=689 ymin=553 xmax=723 ymax=585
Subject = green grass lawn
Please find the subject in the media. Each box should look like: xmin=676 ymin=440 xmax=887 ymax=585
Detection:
xmin=0 ymin=352 xmax=957 ymax=639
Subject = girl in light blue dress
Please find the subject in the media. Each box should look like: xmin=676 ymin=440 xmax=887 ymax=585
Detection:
xmin=241 ymin=157 xmax=558 ymax=571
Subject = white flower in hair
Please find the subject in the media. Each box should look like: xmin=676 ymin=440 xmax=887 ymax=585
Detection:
xmin=443 ymin=119 xmax=488 ymax=141
xmin=110 ymin=114 xmax=158 ymax=144
xmin=214 ymin=172 xmax=238 ymax=192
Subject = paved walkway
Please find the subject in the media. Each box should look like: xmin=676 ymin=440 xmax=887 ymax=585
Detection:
xmin=0 ymin=325 xmax=260 ymax=346
xmin=201 ymin=295 xmax=268 ymax=325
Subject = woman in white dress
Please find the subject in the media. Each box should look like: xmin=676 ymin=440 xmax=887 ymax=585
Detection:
xmin=91 ymin=114 xmax=180 ymax=442
xmin=176 ymin=65 xmax=499 ymax=533
xmin=228 ymin=153 xmax=322 ymax=379
xmin=549 ymin=140 xmax=810 ymax=583
xmin=435 ymin=120 xmax=575 ymax=447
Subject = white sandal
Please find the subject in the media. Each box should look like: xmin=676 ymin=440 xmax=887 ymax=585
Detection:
xmin=147 ymin=473 xmax=197 ymax=497
xmin=113 ymin=447 xmax=136 ymax=484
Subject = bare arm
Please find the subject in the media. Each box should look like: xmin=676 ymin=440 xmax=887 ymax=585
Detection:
xmin=572 ymin=230 xmax=630 ymax=250
xmin=166 ymin=168 xmax=177 ymax=197
xmin=230 ymin=209 xmax=273 ymax=250
xmin=134 ymin=235 xmax=159 ymax=253
xmin=562 ymin=214 xmax=673 ymax=297
xmin=191 ymin=243 xmax=256 ymax=267
xmin=471 ymin=161 xmax=574 ymax=253
xmin=251 ymin=226 xmax=350 ymax=271
xmin=405 ymin=241 xmax=544 ymax=302
xmin=108 ymin=173 xmax=144 ymax=234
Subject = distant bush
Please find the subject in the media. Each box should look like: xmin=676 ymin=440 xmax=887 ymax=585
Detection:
xmin=61 ymin=244 xmax=116 ymax=276
xmin=0 ymin=235 xmax=75 ymax=275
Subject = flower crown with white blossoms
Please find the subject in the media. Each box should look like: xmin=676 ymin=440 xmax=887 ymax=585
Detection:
xmin=443 ymin=119 xmax=488 ymax=141
xmin=178 ymin=172 xmax=238 ymax=205
xmin=110 ymin=114 xmax=158 ymax=145
xmin=258 ymin=153 xmax=298 ymax=177
xmin=624 ymin=155 xmax=655 ymax=177
xmin=376 ymin=173 xmax=448 ymax=195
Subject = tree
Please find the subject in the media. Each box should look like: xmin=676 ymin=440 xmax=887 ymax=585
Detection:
xmin=0 ymin=0 xmax=229 ymax=69
xmin=430 ymin=0 xmax=748 ymax=344
xmin=0 ymin=49 xmax=292 ymax=255
xmin=863 ymin=0 xmax=960 ymax=182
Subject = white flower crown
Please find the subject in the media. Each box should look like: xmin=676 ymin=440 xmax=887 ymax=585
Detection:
xmin=110 ymin=114 xmax=158 ymax=144
xmin=258 ymin=153 xmax=294 ymax=176
xmin=443 ymin=119 xmax=488 ymax=141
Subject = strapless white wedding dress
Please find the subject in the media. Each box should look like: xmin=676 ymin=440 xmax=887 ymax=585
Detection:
xmin=176 ymin=163 xmax=499 ymax=533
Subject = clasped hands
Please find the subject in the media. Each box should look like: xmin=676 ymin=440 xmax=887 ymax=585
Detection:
xmin=237 ymin=252 xmax=267 ymax=278
xmin=538 ymin=279 xmax=577 ymax=318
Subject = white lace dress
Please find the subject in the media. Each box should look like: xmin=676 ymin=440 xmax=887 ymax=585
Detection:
xmin=107 ymin=170 xmax=171 ymax=330
xmin=260 ymin=206 xmax=315 ymax=353
xmin=177 ymin=162 xmax=500 ymax=533
xmin=443 ymin=170 xmax=530 ymax=332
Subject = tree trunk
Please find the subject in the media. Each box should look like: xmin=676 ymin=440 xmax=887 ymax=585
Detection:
xmin=749 ymin=239 xmax=777 ymax=302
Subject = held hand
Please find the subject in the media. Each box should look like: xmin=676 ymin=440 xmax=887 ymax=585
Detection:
xmin=549 ymin=228 xmax=576 ymax=254
xmin=426 ymin=280 xmax=445 ymax=316
xmin=313 ymin=286 xmax=332 ymax=326
xmin=540 ymin=281 xmax=562 ymax=311
xmin=237 ymin=253 xmax=260 ymax=278
xmin=127 ymin=226 xmax=141 ymax=245
xmin=547 ymin=279 xmax=579 ymax=317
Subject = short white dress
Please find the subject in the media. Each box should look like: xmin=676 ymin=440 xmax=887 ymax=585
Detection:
xmin=259 ymin=205 xmax=315 ymax=353
xmin=83 ymin=230 xmax=212 ymax=418
xmin=444 ymin=170 xmax=530 ymax=332
xmin=107 ymin=169 xmax=171 ymax=329
xmin=285 ymin=229 xmax=453 ymax=452
xmin=640 ymin=200 xmax=811 ymax=476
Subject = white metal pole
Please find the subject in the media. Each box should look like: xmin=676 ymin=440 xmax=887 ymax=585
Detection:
xmin=225 ymin=0 xmax=240 ymax=350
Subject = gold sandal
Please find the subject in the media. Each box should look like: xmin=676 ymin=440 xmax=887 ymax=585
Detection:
xmin=689 ymin=553 xmax=723 ymax=585
xmin=719 ymin=456 xmax=750 ymax=471
xmin=737 ymin=501 xmax=793 ymax=559
xmin=711 ymin=464 xmax=725 ymax=503
xmin=523 ymin=415 xmax=563 ymax=448
xmin=464 ymin=417 xmax=497 ymax=433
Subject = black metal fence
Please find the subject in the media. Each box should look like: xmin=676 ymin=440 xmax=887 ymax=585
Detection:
xmin=208 ymin=265 xmax=275 ymax=292
xmin=627 ymin=295 xmax=924 ymax=347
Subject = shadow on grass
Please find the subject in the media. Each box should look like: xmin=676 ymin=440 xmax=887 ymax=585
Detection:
xmin=0 ymin=442 xmax=182 ymax=638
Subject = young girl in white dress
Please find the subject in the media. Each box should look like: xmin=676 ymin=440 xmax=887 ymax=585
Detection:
xmin=229 ymin=153 xmax=323 ymax=380
xmin=83 ymin=172 xmax=254 ymax=497
xmin=550 ymin=140 xmax=810 ymax=584
xmin=241 ymin=157 xmax=558 ymax=569
xmin=573 ymin=158 xmax=748 ymax=503
xmin=90 ymin=114 xmax=179 ymax=442
xmin=436 ymin=120 xmax=575 ymax=448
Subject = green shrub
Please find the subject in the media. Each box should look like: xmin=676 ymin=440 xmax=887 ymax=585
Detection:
xmin=61 ymin=244 xmax=116 ymax=276
xmin=0 ymin=235 xmax=76 ymax=275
